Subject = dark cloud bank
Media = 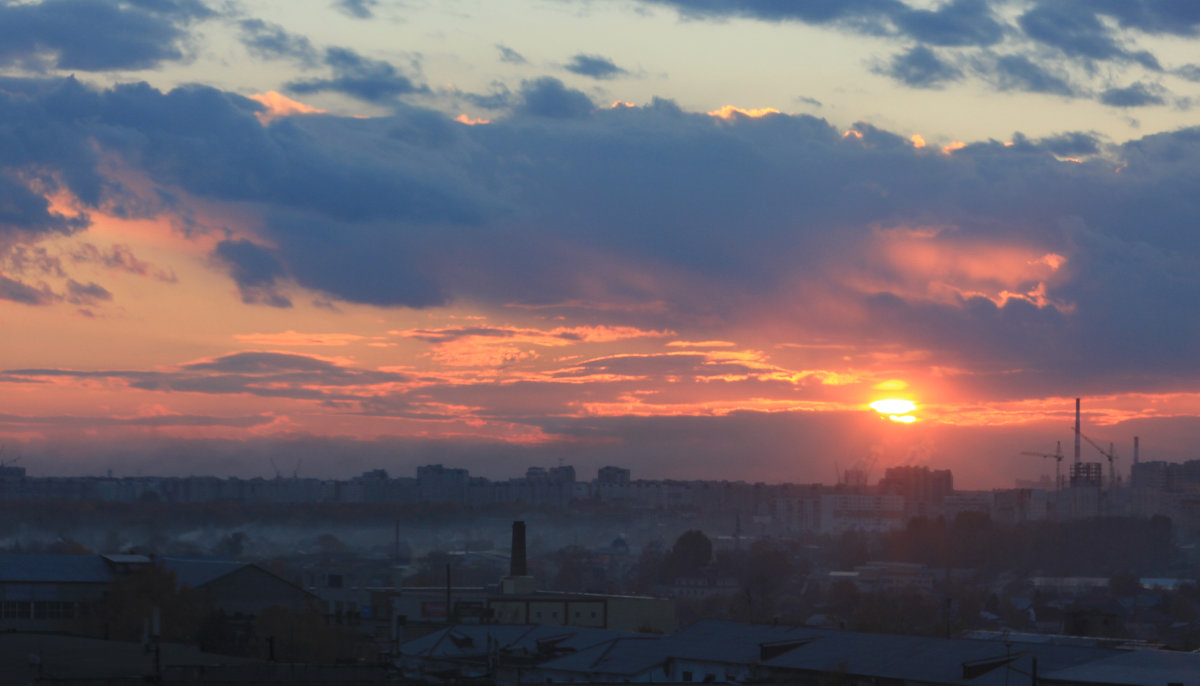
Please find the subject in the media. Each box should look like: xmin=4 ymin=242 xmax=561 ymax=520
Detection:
xmin=4 ymin=75 xmax=1200 ymax=396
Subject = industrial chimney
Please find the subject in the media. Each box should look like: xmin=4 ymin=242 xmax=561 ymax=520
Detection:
xmin=1134 ymin=436 xmax=1140 ymax=465
xmin=510 ymin=520 xmax=527 ymax=577
xmin=501 ymin=520 xmax=536 ymax=595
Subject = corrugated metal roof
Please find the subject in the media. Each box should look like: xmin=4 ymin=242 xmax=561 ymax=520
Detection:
xmin=404 ymin=625 xmax=534 ymax=658
xmin=101 ymin=554 xmax=151 ymax=565
xmin=538 ymin=636 xmax=665 ymax=676
xmin=0 ymin=554 xmax=113 ymax=583
xmin=401 ymin=625 xmax=630 ymax=661
xmin=1042 ymin=648 xmax=1200 ymax=685
xmin=664 ymin=620 xmax=823 ymax=664
xmin=764 ymin=631 xmax=1114 ymax=684
xmin=401 ymin=620 xmax=1199 ymax=685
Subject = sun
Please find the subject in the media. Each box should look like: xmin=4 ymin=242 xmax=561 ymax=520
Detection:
xmin=869 ymin=398 xmax=918 ymax=423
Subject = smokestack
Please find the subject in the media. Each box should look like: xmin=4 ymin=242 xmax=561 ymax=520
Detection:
xmin=510 ymin=520 xmax=527 ymax=577
xmin=1080 ymin=395 xmax=1089 ymax=465
xmin=1134 ymin=436 xmax=1140 ymax=465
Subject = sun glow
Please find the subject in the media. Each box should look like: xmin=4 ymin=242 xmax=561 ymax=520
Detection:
xmin=870 ymin=398 xmax=918 ymax=423
xmin=870 ymin=399 xmax=916 ymax=414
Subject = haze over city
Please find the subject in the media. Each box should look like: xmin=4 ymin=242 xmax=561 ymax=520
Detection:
xmin=3 ymin=0 xmax=1200 ymax=488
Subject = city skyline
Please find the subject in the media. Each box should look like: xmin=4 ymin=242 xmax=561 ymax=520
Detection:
xmin=3 ymin=1 xmax=1200 ymax=487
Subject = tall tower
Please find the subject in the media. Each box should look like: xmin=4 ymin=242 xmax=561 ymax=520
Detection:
xmin=1080 ymin=395 xmax=1089 ymax=465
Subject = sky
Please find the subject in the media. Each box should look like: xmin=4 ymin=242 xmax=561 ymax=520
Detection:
xmin=3 ymin=0 xmax=1200 ymax=487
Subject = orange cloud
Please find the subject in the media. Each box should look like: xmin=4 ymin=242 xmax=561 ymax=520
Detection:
xmin=849 ymin=226 xmax=1072 ymax=309
xmin=247 ymin=92 xmax=326 ymax=125
xmin=941 ymin=141 xmax=967 ymax=154
xmin=708 ymin=105 xmax=781 ymax=120
xmin=234 ymin=331 xmax=372 ymax=346
xmin=910 ymin=134 xmax=926 ymax=148
xmin=394 ymin=323 xmax=674 ymax=368
xmin=454 ymin=113 xmax=491 ymax=125
xmin=666 ymin=340 xmax=738 ymax=348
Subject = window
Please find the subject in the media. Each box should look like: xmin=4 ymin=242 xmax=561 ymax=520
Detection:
xmin=2 ymin=602 xmax=30 ymax=619
xmin=39 ymin=602 xmax=74 ymax=620
xmin=682 ymin=671 xmax=693 ymax=682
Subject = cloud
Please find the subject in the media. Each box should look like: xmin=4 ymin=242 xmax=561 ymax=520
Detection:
xmin=877 ymin=45 xmax=962 ymax=88
xmin=181 ymin=351 xmax=348 ymax=374
xmin=0 ymin=274 xmax=54 ymax=305
xmin=1177 ymin=64 xmax=1200 ymax=82
xmin=4 ymin=351 xmax=411 ymax=401
xmin=0 ymin=412 xmax=274 ymax=429
xmin=623 ymin=0 xmax=1183 ymax=100
xmin=1034 ymin=131 xmax=1102 ymax=157
xmin=287 ymin=47 xmax=428 ymax=103
xmin=460 ymin=82 xmax=514 ymax=110
xmin=69 ymin=243 xmax=177 ymax=282
xmin=1099 ymin=81 xmax=1168 ymax=108
xmin=892 ymin=0 xmax=1005 ymax=47
xmin=637 ymin=0 xmax=905 ymax=30
xmin=0 ymin=170 xmax=91 ymax=238
xmin=515 ymin=77 xmax=594 ymax=118
xmin=564 ymin=54 xmax=628 ymax=80
xmin=212 ymin=239 xmax=292 ymax=308
xmin=496 ymin=44 xmax=526 ymax=65
xmin=8 ymin=75 xmax=1200 ymax=398
xmin=237 ymin=19 xmax=319 ymax=66
xmin=397 ymin=324 xmax=674 ymax=367
xmin=0 ymin=0 xmax=213 ymax=71
xmin=973 ymin=53 xmax=1078 ymax=96
xmin=65 ymin=279 xmax=112 ymax=306
xmin=624 ymin=0 xmax=1006 ymax=55
xmin=1089 ymin=1 xmax=1200 ymax=37
xmin=1017 ymin=1 xmax=1161 ymax=69
xmin=233 ymin=331 xmax=370 ymax=347
xmin=333 ymin=0 xmax=378 ymax=19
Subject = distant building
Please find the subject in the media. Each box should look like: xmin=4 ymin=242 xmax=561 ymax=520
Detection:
xmin=878 ymin=466 xmax=953 ymax=519
xmin=0 ymin=554 xmax=116 ymax=632
xmin=827 ymin=561 xmax=935 ymax=594
xmin=0 ymin=553 xmax=317 ymax=634
xmin=991 ymin=488 xmax=1049 ymax=523
xmin=596 ymin=466 xmax=630 ymax=486
xmin=487 ymin=590 xmax=675 ymax=634
xmin=818 ymin=492 xmax=905 ymax=533
xmin=416 ymin=464 xmax=469 ymax=504
xmin=162 ymin=557 xmax=317 ymax=617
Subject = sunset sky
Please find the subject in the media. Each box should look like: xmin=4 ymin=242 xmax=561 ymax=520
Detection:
xmin=3 ymin=0 xmax=1200 ymax=487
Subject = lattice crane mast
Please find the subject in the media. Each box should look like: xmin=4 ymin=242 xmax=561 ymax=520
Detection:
xmin=1021 ymin=440 xmax=1064 ymax=490
xmin=1077 ymin=430 xmax=1120 ymax=489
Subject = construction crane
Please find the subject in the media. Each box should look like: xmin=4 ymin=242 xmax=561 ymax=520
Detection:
xmin=1077 ymin=430 xmax=1120 ymax=489
xmin=1021 ymin=441 xmax=1065 ymax=490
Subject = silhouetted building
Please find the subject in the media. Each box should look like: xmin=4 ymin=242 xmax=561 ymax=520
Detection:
xmin=596 ymin=466 xmax=630 ymax=486
xmin=416 ymin=464 xmax=469 ymax=504
xmin=878 ymin=465 xmax=953 ymax=518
